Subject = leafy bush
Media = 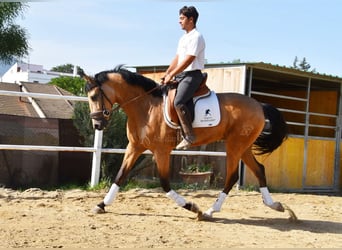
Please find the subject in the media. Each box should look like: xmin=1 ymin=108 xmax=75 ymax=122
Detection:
xmin=73 ymin=102 xmax=128 ymax=181
xmin=180 ymin=163 xmax=212 ymax=173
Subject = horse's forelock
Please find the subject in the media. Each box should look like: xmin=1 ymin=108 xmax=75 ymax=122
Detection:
xmin=81 ymin=73 xmax=98 ymax=93
xmin=85 ymin=82 xmax=97 ymax=93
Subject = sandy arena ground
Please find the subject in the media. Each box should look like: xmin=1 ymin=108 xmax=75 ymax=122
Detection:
xmin=0 ymin=187 xmax=341 ymax=248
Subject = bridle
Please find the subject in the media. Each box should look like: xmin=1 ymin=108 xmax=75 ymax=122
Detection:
xmin=86 ymin=81 xmax=160 ymax=122
xmin=88 ymin=85 xmax=114 ymax=121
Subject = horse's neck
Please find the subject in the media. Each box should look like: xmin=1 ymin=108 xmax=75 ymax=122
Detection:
xmin=122 ymin=95 xmax=163 ymax=125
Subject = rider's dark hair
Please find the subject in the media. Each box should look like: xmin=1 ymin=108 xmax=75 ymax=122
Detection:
xmin=179 ymin=6 xmax=199 ymax=26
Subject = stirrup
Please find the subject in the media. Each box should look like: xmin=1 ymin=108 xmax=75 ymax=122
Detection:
xmin=176 ymin=137 xmax=193 ymax=150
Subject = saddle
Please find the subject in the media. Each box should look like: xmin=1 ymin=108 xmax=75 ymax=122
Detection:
xmin=166 ymin=73 xmax=210 ymax=125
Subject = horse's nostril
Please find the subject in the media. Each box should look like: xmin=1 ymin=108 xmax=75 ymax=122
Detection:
xmin=94 ymin=123 xmax=103 ymax=131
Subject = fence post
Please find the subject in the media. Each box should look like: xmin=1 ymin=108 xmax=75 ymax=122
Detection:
xmin=90 ymin=130 xmax=103 ymax=187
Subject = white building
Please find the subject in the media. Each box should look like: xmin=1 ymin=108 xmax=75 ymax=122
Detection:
xmin=0 ymin=62 xmax=75 ymax=84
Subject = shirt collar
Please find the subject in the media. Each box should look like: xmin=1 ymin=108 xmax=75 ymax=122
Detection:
xmin=186 ymin=28 xmax=197 ymax=35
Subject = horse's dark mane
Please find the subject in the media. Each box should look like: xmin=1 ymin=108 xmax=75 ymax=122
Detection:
xmin=94 ymin=65 xmax=162 ymax=97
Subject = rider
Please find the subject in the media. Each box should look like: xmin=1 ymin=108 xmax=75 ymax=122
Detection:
xmin=161 ymin=6 xmax=206 ymax=150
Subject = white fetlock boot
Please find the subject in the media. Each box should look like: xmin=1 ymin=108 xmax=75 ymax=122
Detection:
xmin=204 ymin=192 xmax=227 ymax=217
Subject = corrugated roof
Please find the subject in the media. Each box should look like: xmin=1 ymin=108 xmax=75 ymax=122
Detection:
xmin=0 ymin=82 xmax=75 ymax=119
xmin=133 ymin=62 xmax=342 ymax=82
xmin=239 ymin=62 xmax=341 ymax=82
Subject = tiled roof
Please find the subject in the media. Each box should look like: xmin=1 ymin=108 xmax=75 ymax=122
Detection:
xmin=0 ymin=82 xmax=76 ymax=119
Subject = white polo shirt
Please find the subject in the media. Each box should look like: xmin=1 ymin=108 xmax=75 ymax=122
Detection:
xmin=176 ymin=28 xmax=205 ymax=72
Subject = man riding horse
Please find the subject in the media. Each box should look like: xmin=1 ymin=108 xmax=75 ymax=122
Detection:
xmin=161 ymin=6 xmax=205 ymax=150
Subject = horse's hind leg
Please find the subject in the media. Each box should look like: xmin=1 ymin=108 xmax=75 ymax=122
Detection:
xmin=241 ymin=148 xmax=284 ymax=212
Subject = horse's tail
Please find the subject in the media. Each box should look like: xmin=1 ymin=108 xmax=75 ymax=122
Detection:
xmin=253 ymin=103 xmax=288 ymax=155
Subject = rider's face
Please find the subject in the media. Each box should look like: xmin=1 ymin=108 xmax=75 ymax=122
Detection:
xmin=179 ymin=14 xmax=194 ymax=32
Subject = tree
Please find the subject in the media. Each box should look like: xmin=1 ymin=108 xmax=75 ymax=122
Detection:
xmin=292 ymin=56 xmax=298 ymax=69
xmin=298 ymin=57 xmax=311 ymax=71
xmin=50 ymin=63 xmax=83 ymax=75
xmin=49 ymin=76 xmax=86 ymax=96
xmin=292 ymin=56 xmax=316 ymax=72
xmin=0 ymin=2 xmax=29 ymax=63
xmin=49 ymin=64 xmax=86 ymax=96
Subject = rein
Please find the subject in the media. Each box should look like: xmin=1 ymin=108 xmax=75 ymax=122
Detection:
xmin=94 ymin=84 xmax=161 ymax=119
xmin=110 ymin=82 xmax=179 ymax=113
xmin=112 ymin=85 xmax=160 ymax=113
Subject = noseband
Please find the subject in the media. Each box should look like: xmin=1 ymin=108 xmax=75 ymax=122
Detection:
xmin=86 ymin=82 xmax=114 ymax=121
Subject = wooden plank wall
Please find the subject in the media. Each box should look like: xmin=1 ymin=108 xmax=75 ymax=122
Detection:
xmin=305 ymin=139 xmax=335 ymax=187
xmin=203 ymin=66 xmax=246 ymax=93
xmin=244 ymin=137 xmax=336 ymax=190
xmin=141 ymin=66 xmax=246 ymax=94
xmin=246 ymin=137 xmax=304 ymax=190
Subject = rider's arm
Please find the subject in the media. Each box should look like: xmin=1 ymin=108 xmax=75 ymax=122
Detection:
xmin=162 ymin=55 xmax=179 ymax=84
xmin=163 ymin=55 xmax=195 ymax=84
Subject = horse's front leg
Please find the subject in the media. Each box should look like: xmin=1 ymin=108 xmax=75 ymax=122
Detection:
xmin=241 ymin=149 xmax=284 ymax=212
xmin=153 ymin=149 xmax=201 ymax=215
xmin=93 ymin=143 xmax=145 ymax=214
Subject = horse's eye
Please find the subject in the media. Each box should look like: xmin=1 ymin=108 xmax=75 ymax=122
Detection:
xmin=91 ymin=94 xmax=98 ymax=101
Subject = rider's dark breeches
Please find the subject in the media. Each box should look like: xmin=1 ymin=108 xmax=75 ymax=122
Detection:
xmin=174 ymin=70 xmax=203 ymax=111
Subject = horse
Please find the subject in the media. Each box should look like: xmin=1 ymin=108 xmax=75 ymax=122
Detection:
xmin=81 ymin=65 xmax=288 ymax=219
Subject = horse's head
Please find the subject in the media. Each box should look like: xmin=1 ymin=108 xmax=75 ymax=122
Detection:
xmin=80 ymin=70 xmax=113 ymax=130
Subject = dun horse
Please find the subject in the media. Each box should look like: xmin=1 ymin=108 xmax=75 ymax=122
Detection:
xmin=81 ymin=65 xmax=288 ymax=219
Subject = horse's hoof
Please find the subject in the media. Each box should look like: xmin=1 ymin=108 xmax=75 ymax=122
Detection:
xmin=270 ymin=202 xmax=285 ymax=212
xmin=197 ymin=211 xmax=204 ymax=221
xmin=283 ymin=203 xmax=299 ymax=222
xmin=92 ymin=205 xmax=105 ymax=214
xmin=198 ymin=211 xmax=212 ymax=221
xmin=203 ymin=207 xmax=214 ymax=218
xmin=184 ymin=202 xmax=201 ymax=214
xmin=190 ymin=202 xmax=200 ymax=213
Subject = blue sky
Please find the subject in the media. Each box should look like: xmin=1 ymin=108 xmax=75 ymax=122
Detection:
xmin=14 ymin=0 xmax=342 ymax=77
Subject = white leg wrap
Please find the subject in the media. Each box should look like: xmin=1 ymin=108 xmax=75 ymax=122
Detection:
xmin=260 ymin=187 xmax=274 ymax=206
xmin=204 ymin=192 xmax=227 ymax=217
xmin=104 ymin=183 xmax=120 ymax=205
xmin=166 ymin=190 xmax=186 ymax=207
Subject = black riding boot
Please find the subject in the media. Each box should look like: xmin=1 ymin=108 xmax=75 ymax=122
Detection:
xmin=175 ymin=104 xmax=195 ymax=150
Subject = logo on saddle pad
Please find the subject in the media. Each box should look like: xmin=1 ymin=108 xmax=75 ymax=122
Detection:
xmin=201 ymin=108 xmax=214 ymax=122
xmin=164 ymin=91 xmax=221 ymax=129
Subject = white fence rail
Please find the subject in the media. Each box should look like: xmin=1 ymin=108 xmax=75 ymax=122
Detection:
xmin=0 ymin=90 xmax=226 ymax=187
xmin=0 ymin=89 xmax=88 ymax=102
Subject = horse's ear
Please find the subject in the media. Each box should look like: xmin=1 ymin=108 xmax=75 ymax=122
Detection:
xmin=79 ymin=69 xmax=95 ymax=84
xmin=78 ymin=68 xmax=85 ymax=78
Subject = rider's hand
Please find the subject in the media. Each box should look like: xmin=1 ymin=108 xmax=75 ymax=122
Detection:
xmin=164 ymin=73 xmax=173 ymax=84
xmin=161 ymin=73 xmax=173 ymax=85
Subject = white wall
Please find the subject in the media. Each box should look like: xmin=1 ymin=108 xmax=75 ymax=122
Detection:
xmin=1 ymin=62 xmax=74 ymax=84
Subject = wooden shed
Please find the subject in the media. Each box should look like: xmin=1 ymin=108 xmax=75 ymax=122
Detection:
xmin=135 ymin=63 xmax=342 ymax=192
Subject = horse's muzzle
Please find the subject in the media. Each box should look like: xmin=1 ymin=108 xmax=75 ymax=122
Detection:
xmin=93 ymin=119 xmax=107 ymax=130
xmin=90 ymin=111 xmax=109 ymax=130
